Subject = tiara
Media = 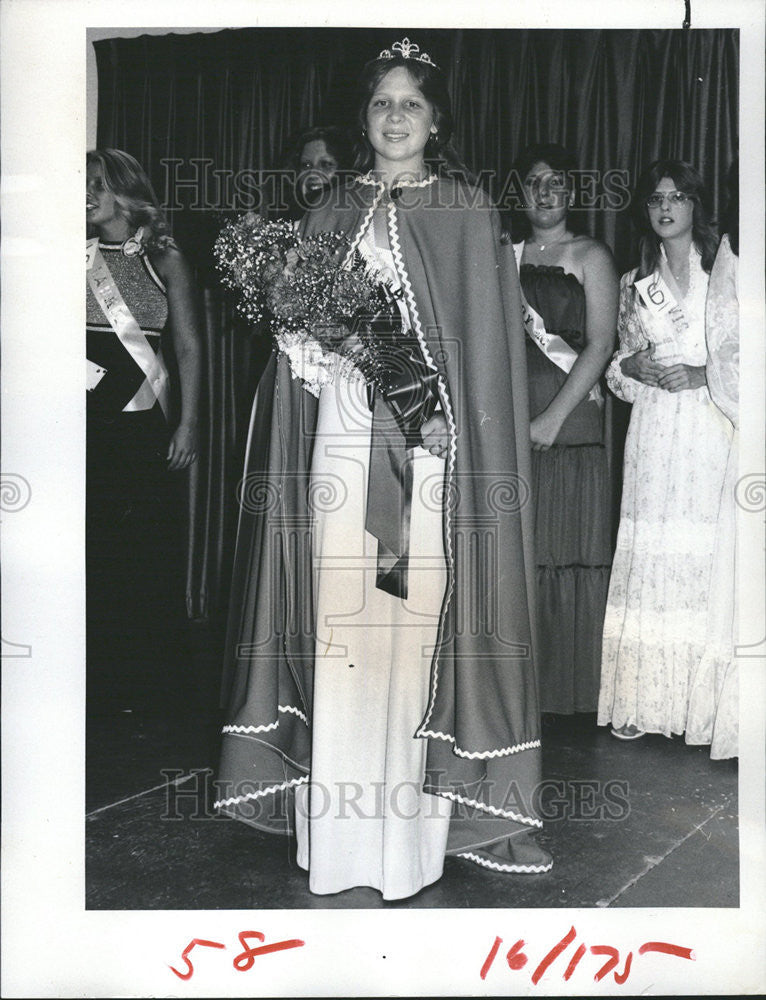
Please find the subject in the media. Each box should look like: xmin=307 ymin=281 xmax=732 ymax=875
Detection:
xmin=378 ymin=37 xmax=439 ymax=69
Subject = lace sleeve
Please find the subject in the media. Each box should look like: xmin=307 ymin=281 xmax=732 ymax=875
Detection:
xmin=705 ymin=235 xmax=739 ymax=427
xmin=605 ymin=271 xmax=647 ymax=404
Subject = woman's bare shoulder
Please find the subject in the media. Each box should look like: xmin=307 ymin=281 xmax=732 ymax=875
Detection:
xmin=148 ymin=242 xmax=191 ymax=284
xmin=571 ymin=234 xmax=616 ymax=268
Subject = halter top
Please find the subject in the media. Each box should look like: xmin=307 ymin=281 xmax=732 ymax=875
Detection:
xmin=86 ymin=242 xmax=168 ymax=418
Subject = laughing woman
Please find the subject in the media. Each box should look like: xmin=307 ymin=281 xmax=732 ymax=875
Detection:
xmin=86 ymin=149 xmax=201 ymax=708
xmin=216 ymin=40 xmax=552 ymax=899
xmin=278 ymin=125 xmax=353 ymax=219
xmin=597 ymin=160 xmax=730 ymax=749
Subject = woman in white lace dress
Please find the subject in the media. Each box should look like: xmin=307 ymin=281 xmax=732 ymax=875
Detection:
xmin=597 ymin=160 xmax=731 ymax=749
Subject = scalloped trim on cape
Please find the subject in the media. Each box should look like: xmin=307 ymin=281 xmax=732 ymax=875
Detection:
xmin=432 ymin=789 xmax=542 ymax=828
xmin=456 ymin=850 xmax=553 ymax=873
xmin=339 ymin=188 xmax=534 ymax=762
xmin=382 ymin=198 xmax=460 ymax=748
xmin=354 ymin=171 xmax=438 ymax=190
xmin=213 ymin=773 xmax=309 ymax=810
xmin=344 ymin=190 xmax=381 ymax=260
xmin=221 ymin=703 xmax=309 ymax=736
xmin=419 ymin=732 xmax=542 ymax=759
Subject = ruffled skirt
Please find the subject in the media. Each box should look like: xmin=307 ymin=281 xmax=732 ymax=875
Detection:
xmin=597 ymin=386 xmax=733 ymax=746
xmin=532 ymin=442 xmax=611 ymax=713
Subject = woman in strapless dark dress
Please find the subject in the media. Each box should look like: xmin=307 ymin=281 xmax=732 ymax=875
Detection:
xmin=513 ymin=143 xmax=619 ymax=715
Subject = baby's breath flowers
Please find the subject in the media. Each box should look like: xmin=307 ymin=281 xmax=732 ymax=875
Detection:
xmin=215 ymin=213 xmax=382 ymax=348
xmin=214 ymin=211 xmax=436 ymax=431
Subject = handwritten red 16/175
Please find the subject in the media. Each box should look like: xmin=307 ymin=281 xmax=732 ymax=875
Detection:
xmin=169 ymin=930 xmax=305 ymax=980
xmin=480 ymin=927 xmax=695 ymax=987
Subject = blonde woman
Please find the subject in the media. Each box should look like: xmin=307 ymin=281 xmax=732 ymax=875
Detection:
xmin=86 ymin=148 xmax=201 ymax=708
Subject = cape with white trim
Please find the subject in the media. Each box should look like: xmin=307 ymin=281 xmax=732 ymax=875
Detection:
xmin=216 ymin=175 xmax=545 ymax=839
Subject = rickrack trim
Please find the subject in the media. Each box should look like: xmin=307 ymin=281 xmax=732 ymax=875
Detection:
xmin=405 ymin=205 xmax=537 ymax=756
xmin=344 ymin=188 xmax=383 ymax=262
xmin=342 ymin=189 xmax=534 ymax=763
xmin=418 ymin=731 xmax=542 ymax=759
xmin=222 ymin=704 xmax=309 ymax=736
xmin=213 ymin=774 xmax=309 ymax=810
xmin=457 ymin=851 xmax=553 ymax=874
xmin=354 ymin=172 xmax=438 ymax=190
xmin=385 ymin=199 xmax=458 ymax=744
xmin=433 ymin=789 xmax=542 ymax=828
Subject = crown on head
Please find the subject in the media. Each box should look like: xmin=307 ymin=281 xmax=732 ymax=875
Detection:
xmin=378 ymin=37 xmax=439 ymax=69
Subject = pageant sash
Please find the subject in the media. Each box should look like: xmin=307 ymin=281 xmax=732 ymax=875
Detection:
xmin=87 ymin=243 xmax=170 ymax=417
xmin=633 ymin=267 xmax=689 ymax=364
xmin=513 ymin=242 xmax=602 ymax=405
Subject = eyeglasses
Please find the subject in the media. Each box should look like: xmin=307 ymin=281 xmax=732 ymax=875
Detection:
xmin=646 ymin=190 xmax=692 ymax=208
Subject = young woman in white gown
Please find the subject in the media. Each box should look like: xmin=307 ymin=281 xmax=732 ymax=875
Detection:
xmin=217 ymin=41 xmax=552 ymax=899
xmin=597 ymin=160 xmax=733 ymax=752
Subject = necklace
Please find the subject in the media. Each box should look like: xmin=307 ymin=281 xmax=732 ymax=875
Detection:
xmin=660 ymin=241 xmax=690 ymax=283
xmin=529 ymin=232 xmax=567 ymax=253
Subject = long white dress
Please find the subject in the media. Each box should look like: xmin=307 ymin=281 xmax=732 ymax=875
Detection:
xmin=597 ymin=246 xmax=733 ymax=742
xmin=294 ymin=230 xmax=452 ymax=899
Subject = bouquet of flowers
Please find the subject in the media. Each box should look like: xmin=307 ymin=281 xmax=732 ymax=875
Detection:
xmin=215 ymin=211 xmax=442 ymax=598
xmin=214 ymin=212 xmax=394 ymax=396
xmin=214 ymin=212 xmax=438 ymax=445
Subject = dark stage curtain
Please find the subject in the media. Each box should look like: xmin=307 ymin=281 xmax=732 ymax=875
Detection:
xmin=94 ymin=26 xmax=739 ymax=619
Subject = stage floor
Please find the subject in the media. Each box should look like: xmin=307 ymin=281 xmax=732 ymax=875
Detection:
xmin=85 ymin=623 xmax=738 ymax=911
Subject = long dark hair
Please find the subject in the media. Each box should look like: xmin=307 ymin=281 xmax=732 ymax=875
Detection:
xmin=280 ymin=125 xmax=353 ymax=177
xmin=511 ymin=142 xmax=583 ymax=239
xmin=353 ymin=54 xmax=475 ymax=183
xmin=632 ymin=159 xmax=718 ymax=278
xmin=276 ymin=125 xmax=355 ymax=217
xmin=87 ymin=148 xmax=173 ymax=251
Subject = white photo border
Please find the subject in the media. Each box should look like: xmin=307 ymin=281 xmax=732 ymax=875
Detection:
xmin=2 ymin=0 xmax=764 ymax=995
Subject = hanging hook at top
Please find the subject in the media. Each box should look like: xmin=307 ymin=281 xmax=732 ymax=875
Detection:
xmin=682 ymin=0 xmax=692 ymax=29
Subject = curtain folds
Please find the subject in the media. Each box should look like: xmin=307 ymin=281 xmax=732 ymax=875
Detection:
xmin=94 ymin=26 xmax=738 ymax=618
